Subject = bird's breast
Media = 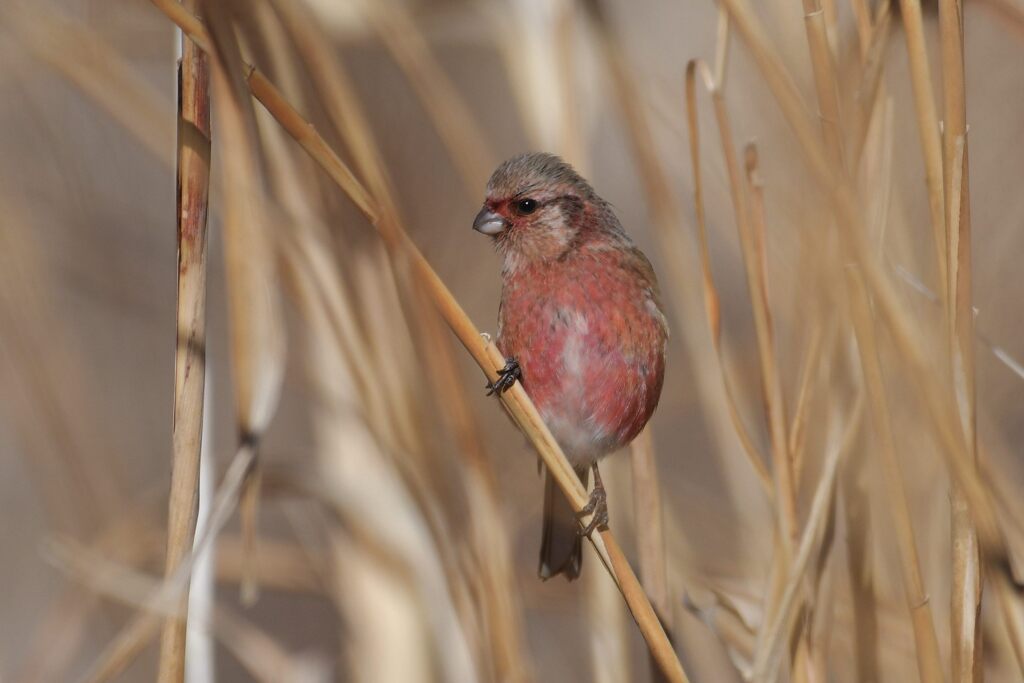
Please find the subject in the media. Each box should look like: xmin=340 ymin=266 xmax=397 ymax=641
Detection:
xmin=497 ymin=259 xmax=667 ymax=464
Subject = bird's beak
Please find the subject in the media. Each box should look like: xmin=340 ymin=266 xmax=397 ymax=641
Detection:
xmin=473 ymin=206 xmax=507 ymax=236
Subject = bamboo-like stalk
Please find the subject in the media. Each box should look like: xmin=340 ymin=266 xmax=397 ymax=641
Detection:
xmin=994 ymin=570 xmax=1024 ymax=673
xmin=845 ymin=266 xmax=943 ymax=683
xmin=715 ymin=0 xmax=1003 ymax=556
xmin=80 ymin=443 xmax=258 ymax=683
xmin=588 ymin=458 xmax=633 ymax=683
xmin=632 ymin=428 xmax=671 ymax=625
xmin=6 ymin=3 xmax=174 ymax=167
xmin=359 ymin=0 xmax=495 ymax=195
xmin=898 ymin=0 xmax=949 ymax=302
xmin=148 ymin=2 xmax=688 ymax=679
xmin=850 ymin=0 xmax=874 ymax=57
xmin=583 ymin=0 xmax=778 ymax=528
xmin=157 ymin=4 xmax=211 ymax=679
xmin=684 ymin=61 xmax=823 ymax=677
xmin=261 ymin=5 xmax=531 ymax=677
xmin=842 ymin=461 xmax=881 ymax=683
xmin=801 ymin=0 xmax=845 ymax=172
xmin=48 ymin=538 xmax=325 ymax=683
xmin=681 ymin=58 xmax=775 ymax=499
xmin=750 ymin=400 xmax=861 ymax=683
xmin=938 ymin=2 xmax=983 ymax=679
xmin=787 ymin=321 xmax=826 ymax=487
xmin=850 ymin=4 xmax=892 ymax=170
xmin=630 ymin=429 xmax=670 ymax=682
xmin=685 ymin=59 xmax=795 ymax=552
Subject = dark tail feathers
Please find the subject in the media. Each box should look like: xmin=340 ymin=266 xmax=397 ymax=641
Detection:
xmin=538 ymin=464 xmax=588 ymax=581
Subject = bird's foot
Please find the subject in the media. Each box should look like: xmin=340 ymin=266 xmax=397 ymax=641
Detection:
xmin=576 ymin=464 xmax=609 ymax=537
xmin=486 ymin=357 xmax=522 ymax=396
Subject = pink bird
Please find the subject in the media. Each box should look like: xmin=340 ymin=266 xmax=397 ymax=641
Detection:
xmin=474 ymin=153 xmax=668 ymax=580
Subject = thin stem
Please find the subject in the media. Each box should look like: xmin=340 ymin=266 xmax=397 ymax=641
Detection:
xmin=845 ymin=267 xmax=943 ymax=683
xmin=157 ymin=7 xmax=211 ymax=681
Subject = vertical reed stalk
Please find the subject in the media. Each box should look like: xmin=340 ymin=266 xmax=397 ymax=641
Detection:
xmin=684 ymin=58 xmax=796 ymax=556
xmin=157 ymin=4 xmax=211 ymax=680
xmin=897 ymin=0 xmax=948 ymax=293
xmin=716 ymin=0 xmax=1001 ymax=554
xmin=801 ymin=0 xmax=845 ymax=172
xmin=845 ymin=266 xmax=944 ymax=683
xmin=938 ymin=2 xmax=983 ymax=679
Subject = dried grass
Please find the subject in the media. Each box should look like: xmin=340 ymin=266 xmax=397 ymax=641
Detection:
xmin=5 ymin=0 xmax=1024 ymax=681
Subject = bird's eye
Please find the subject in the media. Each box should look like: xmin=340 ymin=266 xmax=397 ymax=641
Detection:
xmin=516 ymin=198 xmax=538 ymax=215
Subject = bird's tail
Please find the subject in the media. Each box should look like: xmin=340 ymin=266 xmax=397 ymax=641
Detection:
xmin=538 ymin=464 xmax=588 ymax=581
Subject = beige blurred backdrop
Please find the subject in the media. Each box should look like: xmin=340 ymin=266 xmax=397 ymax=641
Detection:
xmin=2 ymin=0 xmax=1024 ymax=681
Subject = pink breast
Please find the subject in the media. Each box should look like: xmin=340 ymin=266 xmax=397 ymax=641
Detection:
xmin=497 ymin=260 xmax=666 ymax=463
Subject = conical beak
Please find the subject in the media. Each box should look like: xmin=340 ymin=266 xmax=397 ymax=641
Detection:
xmin=473 ymin=206 xmax=507 ymax=235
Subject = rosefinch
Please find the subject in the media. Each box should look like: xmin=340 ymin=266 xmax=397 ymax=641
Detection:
xmin=474 ymin=152 xmax=668 ymax=580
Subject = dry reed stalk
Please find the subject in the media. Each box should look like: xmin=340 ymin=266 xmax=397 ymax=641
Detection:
xmin=204 ymin=4 xmax=287 ymax=445
xmin=631 ymin=429 xmax=671 ymax=683
xmin=79 ymin=441 xmax=258 ymax=683
xmin=587 ymin=458 xmax=633 ymax=683
xmin=897 ymin=0 xmax=949 ymax=295
xmin=750 ymin=401 xmax=861 ymax=682
xmin=845 ymin=266 xmax=943 ymax=683
xmin=745 ymin=140 xmax=830 ymax=683
xmin=787 ymin=321 xmax=827 ymax=487
xmin=584 ymin=0 xmax=779 ymax=544
xmin=850 ymin=4 xmax=892 ymax=170
xmin=683 ymin=57 xmax=822 ymax=678
xmin=938 ymin=2 xmax=983 ymax=679
xmin=682 ymin=59 xmax=774 ymax=498
xmin=157 ymin=4 xmax=211 ymax=678
xmin=147 ymin=4 xmax=688 ymax=679
xmin=684 ymin=59 xmax=795 ymax=545
xmin=850 ymin=0 xmax=874 ymax=56
xmin=205 ymin=2 xmax=291 ymax=614
xmin=0 ymin=211 xmax=120 ymax=534
xmin=48 ymin=538 xmax=329 ymax=683
xmin=259 ymin=6 xmax=530 ymax=676
xmin=994 ymin=571 xmax=1024 ymax=672
xmin=5 ymin=2 xmax=174 ymax=165
xmin=15 ymin=503 xmax=165 ymax=682
xmin=715 ymin=0 xmax=1004 ymax=557
xmin=801 ymin=0 xmax=846 ymax=172
xmin=359 ymin=0 xmax=495 ymax=195
xmin=841 ymin=464 xmax=881 ymax=683
xmin=292 ymin=259 xmax=479 ymax=683
xmin=682 ymin=589 xmax=756 ymax=674
xmin=554 ymin=0 xmax=589 ymax=170
xmin=632 ymin=427 xmax=671 ymax=625
xmin=208 ymin=535 xmax=323 ymax=594
xmin=820 ymin=0 xmax=839 ymax=52
xmin=730 ymin=138 xmax=795 ymax=549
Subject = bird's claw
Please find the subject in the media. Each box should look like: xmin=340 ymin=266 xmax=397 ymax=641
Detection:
xmin=486 ymin=357 xmax=522 ymax=396
xmin=576 ymin=473 xmax=608 ymax=537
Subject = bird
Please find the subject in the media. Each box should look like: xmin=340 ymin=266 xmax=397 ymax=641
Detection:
xmin=473 ymin=152 xmax=668 ymax=580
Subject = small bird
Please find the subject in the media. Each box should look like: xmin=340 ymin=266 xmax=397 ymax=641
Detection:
xmin=474 ymin=152 xmax=668 ymax=580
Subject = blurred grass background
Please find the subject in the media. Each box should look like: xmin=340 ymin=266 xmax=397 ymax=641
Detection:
xmin=2 ymin=0 xmax=1024 ymax=681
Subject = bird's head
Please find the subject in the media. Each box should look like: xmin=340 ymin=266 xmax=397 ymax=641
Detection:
xmin=474 ymin=152 xmax=603 ymax=271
